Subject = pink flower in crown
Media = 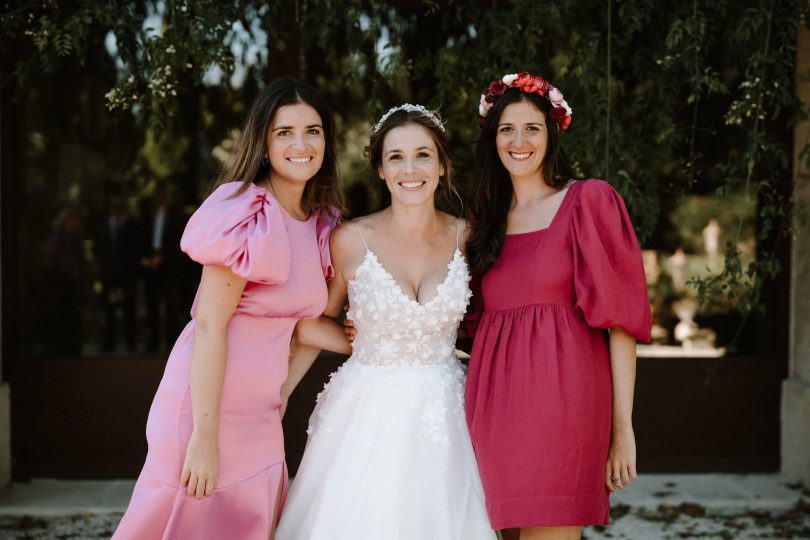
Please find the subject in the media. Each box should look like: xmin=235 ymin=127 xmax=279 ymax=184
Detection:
xmin=479 ymin=94 xmax=493 ymax=117
xmin=548 ymin=87 xmax=565 ymax=106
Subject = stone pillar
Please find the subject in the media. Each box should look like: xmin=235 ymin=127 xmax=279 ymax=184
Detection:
xmin=782 ymin=25 xmax=810 ymax=485
xmin=0 ymin=82 xmax=10 ymax=486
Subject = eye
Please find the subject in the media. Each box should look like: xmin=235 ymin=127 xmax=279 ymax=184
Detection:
xmin=277 ymin=129 xmax=292 ymax=137
xmin=498 ymin=126 xmax=514 ymax=133
xmin=307 ymin=128 xmax=322 ymax=135
xmin=417 ymin=151 xmax=431 ymax=158
xmin=527 ymin=125 xmax=541 ymax=132
xmin=387 ymin=153 xmax=403 ymax=161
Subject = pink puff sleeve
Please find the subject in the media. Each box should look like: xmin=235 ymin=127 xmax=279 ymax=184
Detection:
xmin=180 ymin=182 xmax=291 ymax=284
xmin=571 ymin=180 xmax=652 ymax=342
xmin=315 ymin=207 xmax=340 ymax=280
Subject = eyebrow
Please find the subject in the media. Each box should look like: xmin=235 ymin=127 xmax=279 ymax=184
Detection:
xmin=498 ymin=122 xmax=544 ymax=127
xmin=384 ymin=146 xmax=435 ymax=155
xmin=272 ymin=124 xmax=323 ymax=131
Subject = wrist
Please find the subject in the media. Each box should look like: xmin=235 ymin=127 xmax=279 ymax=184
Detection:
xmin=191 ymin=423 xmax=218 ymax=440
xmin=612 ymin=418 xmax=634 ymax=433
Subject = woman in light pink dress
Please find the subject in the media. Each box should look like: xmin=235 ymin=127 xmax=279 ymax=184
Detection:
xmin=112 ymin=77 xmax=343 ymax=540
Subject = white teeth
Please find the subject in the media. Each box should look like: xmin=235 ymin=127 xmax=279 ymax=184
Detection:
xmin=510 ymin=152 xmax=531 ymax=160
xmin=400 ymin=181 xmax=425 ymax=188
xmin=288 ymin=157 xmax=311 ymax=163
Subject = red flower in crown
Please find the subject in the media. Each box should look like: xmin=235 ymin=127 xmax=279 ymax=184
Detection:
xmin=485 ymin=80 xmax=508 ymax=102
xmin=549 ymin=106 xmax=572 ymax=130
xmin=513 ymin=72 xmax=548 ymax=95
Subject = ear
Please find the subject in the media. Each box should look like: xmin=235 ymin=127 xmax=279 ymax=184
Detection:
xmin=378 ymin=164 xmax=385 ymax=180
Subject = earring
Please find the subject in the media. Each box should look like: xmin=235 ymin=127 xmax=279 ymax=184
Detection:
xmin=261 ymin=156 xmax=269 ymax=166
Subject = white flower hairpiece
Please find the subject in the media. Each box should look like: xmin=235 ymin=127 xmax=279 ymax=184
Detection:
xmin=372 ymin=103 xmax=446 ymax=134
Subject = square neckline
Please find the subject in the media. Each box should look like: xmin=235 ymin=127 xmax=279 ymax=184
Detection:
xmin=505 ymin=180 xmax=578 ymax=237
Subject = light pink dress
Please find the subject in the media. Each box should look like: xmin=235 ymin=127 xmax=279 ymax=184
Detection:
xmin=113 ymin=181 xmax=336 ymax=540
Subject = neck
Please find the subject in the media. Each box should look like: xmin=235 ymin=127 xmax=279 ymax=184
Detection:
xmin=385 ymin=200 xmax=441 ymax=238
xmin=510 ymin=171 xmax=555 ymax=207
xmin=264 ymin=175 xmax=308 ymax=220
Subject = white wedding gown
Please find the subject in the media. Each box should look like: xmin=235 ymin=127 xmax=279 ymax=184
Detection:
xmin=276 ymin=230 xmax=496 ymax=540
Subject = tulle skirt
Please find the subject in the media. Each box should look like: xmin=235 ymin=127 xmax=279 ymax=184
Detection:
xmin=276 ymin=359 xmax=496 ymax=540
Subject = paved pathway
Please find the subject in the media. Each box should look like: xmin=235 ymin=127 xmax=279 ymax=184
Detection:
xmin=0 ymin=474 xmax=808 ymax=538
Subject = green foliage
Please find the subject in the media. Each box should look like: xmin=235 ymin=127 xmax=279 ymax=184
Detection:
xmin=2 ymin=0 xmax=808 ymax=322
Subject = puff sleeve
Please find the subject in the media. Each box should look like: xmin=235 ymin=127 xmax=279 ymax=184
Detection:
xmin=315 ymin=208 xmax=339 ymax=280
xmin=571 ymin=180 xmax=651 ymax=342
xmin=180 ymin=182 xmax=291 ymax=284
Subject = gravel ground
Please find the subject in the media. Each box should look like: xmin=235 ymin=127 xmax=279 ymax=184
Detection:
xmin=1 ymin=476 xmax=808 ymax=539
xmin=586 ymin=499 xmax=810 ymax=539
xmin=0 ymin=513 xmax=122 ymax=539
xmin=1 ymin=502 xmax=809 ymax=540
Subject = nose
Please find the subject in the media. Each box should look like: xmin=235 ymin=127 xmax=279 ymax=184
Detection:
xmin=514 ymin=129 xmax=525 ymax=146
xmin=403 ymin=156 xmax=416 ymax=173
xmin=292 ymin=133 xmax=307 ymax=150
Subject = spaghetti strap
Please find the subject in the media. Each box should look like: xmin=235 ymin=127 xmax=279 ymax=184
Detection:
xmin=351 ymin=220 xmax=369 ymax=252
xmin=455 ymin=218 xmax=460 ymax=251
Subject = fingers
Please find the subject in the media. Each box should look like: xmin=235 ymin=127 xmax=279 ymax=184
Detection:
xmin=606 ymin=462 xmax=636 ymax=491
xmin=605 ymin=467 xmax=616 ymax=492
xmin=195 ymin=475 xmax=207 ymax=498
xmin=187 ymin=473 xmax=198 ymax=496
xmin=342 ymin=318 xmax=357 ymax=342
xmin=184 ymin=471 xmax=216 ymax=498
xmin=620 ymin=464 xmax=631 ymax=486
xmin=180 ymin=465 xmax=191 ymax=487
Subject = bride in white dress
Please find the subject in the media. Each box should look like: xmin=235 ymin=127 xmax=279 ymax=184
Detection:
xmin=275 ymin=104 xmax=495 ymax=540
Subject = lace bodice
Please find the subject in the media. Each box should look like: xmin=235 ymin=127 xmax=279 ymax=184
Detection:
xmin=346 ymin=246 xmax=472 ymax=367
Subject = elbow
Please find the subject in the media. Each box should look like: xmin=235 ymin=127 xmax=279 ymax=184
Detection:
xmin=194 ymin=314 xmax=228 ymax=337
xmin=293 ymin=319 xmax=312 ymax=346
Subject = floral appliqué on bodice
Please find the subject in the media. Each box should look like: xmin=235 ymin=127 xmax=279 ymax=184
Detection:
xmin=306 ymin=236 xmax=473 ymax=446
xmin=346 ymin=247 xmax=471 ymax=366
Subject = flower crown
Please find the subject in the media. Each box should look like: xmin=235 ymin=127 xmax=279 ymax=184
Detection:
xmin=372 ymin=103 xmax=445 ymax=134
xmin=478 ymin=72 xmax=572 ymax=131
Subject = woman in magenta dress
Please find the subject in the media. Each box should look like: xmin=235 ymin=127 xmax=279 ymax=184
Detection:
xmin=465 ymin=72 xmax=651 ymax=539
xmin=113 ymin=77 xmax=342 ymax=540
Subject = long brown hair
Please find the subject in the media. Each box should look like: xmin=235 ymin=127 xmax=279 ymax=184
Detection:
xmin=467 ymin=89 xmax=575 ymax=276
xmin=364 ymin=107 xmax=457 ymax=207
xmin=215 ymin=76 xmax=344 ymax=215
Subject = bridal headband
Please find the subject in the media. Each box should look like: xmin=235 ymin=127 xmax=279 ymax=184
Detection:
xmin=372 ymin=103 xmax=446 ymax=134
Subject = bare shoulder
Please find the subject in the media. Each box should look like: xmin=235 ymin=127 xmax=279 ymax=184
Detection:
xmin=331 ymin=221 xmax=366 ymax=259
xmin=436 ymin=211 xmax=468 ymax=248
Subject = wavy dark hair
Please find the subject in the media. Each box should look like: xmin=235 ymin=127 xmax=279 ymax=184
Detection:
xmin=215 ymin=76 xmax=344 ymax=216
xmin=467 ymin=89 xmax=576 ymax=276
xmin=364 ymin=108 xmax=457 ymax=207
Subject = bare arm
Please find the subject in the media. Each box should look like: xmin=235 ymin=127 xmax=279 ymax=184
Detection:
xmin=181 ymin=265 xmax=246 ymax=498
xmin=605 ymin=325 xmax=638 ymax=492
xmin=295 ymin=315 xmax=352 ymax=354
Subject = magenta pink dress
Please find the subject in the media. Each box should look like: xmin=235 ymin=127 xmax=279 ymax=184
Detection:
xmin=464 ymin=179 xmax=651 ymax=529
xmin=113 ymin=181 xmax=336 ymax=540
